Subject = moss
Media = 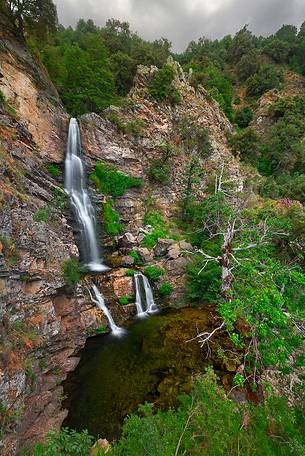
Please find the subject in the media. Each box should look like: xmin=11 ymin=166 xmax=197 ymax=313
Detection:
xmin=119 ymin=295 xmax=131 ymax=305
xmin=91 ymin=162 xmax=142 ymax=197
xmin=103 ymin=200 xmax=124 ymax=236
xmin=47 ymin=164 xmax=61 ymax=177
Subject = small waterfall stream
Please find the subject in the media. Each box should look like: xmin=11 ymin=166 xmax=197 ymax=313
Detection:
xmin=65 ymin=118 xmax=108 ymax=272
xmin=92 ymin=285 xmax=124 ymax=336
xmin=134 ymin=272 xmax=158 ymax=316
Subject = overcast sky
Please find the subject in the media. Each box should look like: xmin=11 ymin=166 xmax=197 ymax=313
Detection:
xmin=54 ymin=0 xmax=305 ymax=52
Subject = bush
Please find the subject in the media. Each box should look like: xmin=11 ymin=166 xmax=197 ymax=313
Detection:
xmin=47 ymin=164 xmax=61 ymax=177
xmin=33 ymin=208 xmax=50 ymax=222
xmin=235 ymin=106 xmax=253 ymax=128
xmin=159 ymin=282 xmax=173 ymax=296
xmin=108 ymin=113 xmax=146 ymax=137
xmin=149 ymin=64 xmax=181 ymax=105
xmin=144 ymin=265 xmax=165 ymax=281
xmin=142 ymin=211 xmax=168 ymax=248
xmin=246 ymin=64 xmax=284 ymax=97
xmin=91 ymin=162 xmax=142 ymax=197
xmin=107 ymin=369 xmax=305 ymax=456
xmin=148 ymin=160 xmax=171 ymax=184
xmin=103 ymin=200 xmax=124 ymax=236
xmin=125 ymin=269 xmax=136 ymax=276
xmin=128 ymin=250 xmax=143 ymax=266
xmin=229 ymin=128 xmax=261 ymax=165
xmin=31 ymin=428 xmax=94 ymax=456
xmin=119 ymin=295 xmax=130 ymax=305
xmin=62 ymin=259 xmax=84 ymax=286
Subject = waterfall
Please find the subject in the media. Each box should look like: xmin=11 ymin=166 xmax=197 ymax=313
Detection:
xmin=92 ymin=284 xmax=124 ymax=336
xmin=134 ymin=272 xmax=158 ymax=316
xmin=65 ymin=118 xmax=108 ymax=272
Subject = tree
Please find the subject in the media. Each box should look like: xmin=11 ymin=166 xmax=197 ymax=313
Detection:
xmin=4 ymin=0 xmax=58 ymax=40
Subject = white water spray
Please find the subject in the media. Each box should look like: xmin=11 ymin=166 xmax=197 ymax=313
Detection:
xmin=134 ymin=272 xmax=158 ymax=317
xmin=92 ymin=284 xmax=124 ymax=336
xmin=65 ymin=118 xmax=108 ymax=272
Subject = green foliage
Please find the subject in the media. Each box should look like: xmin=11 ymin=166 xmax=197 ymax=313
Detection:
xmin=62 ymin=259 xmax=85 ymax=286
xmin=119 ymin=295 xmax=131 ymax=305
xmin=107 ymin=113 xmax=146 ymax=137
xmin=108 ymin=369 xmax=305 ymax=456
xmin=234 ymin=106 xmax=253 ymax=128
xmin=229 ymin=127 xmax=261 ymax=165
xmin=148 ymin=142 xmax=176 ymax=184
xmin=125 ymin=268 xmax=136 ymax=276
xmin=246 ymin=64 xmax=284 ymax=97
xmin=4 ymin=0 xmax=58 ymax=43
xmin=142 ymin=211 xmax=168 ymax=248
xmin=102 ymin=200 xmax=124 ymax=236
xmin=149 ymin=64 xmax=181 ymax=104
xmin=0 ymin=400 xmax=22 ymax=439
xmin=46 ymin=164 xmax=61 ymax=177
xmin=91 ymin=162 xmax=142 ymax=197
xmin=128 ymin=250 xmax=143 ymax=266
xmin=159 ymin=282 xmax=173 ymax=296
xmin=31 ymin=428 xmax=94 ymax=456
xmin=144 ymin=265 xmax=165 ymax=281
xmin=33 ymin=207 xmax=50 ymax=222
xmin=96 ymin=326 xmax=108 ymax=334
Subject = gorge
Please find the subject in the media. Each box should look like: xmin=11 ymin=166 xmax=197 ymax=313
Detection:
xmin=0 ymin=3 xmax=305 ymax=455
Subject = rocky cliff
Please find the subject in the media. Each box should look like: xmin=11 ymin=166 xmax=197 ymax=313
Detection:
xmin=0 ymin=15 xmax=243 ymax=455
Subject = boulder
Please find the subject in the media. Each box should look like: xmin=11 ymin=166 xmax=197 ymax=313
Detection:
xmin=154 ymin=238 xmax=175 ymax=257
xmin=179 ymin=240 xmax=193 ymax=252
xmin=167 ymin=244 xmax=181 ymax=260
xmin=136 ymin=247 xmax=154 ymax=263
xmin=118 ymin=232 xmax=137 ymax=251
xmin=122 ymin=255 xmax=135 ymax=266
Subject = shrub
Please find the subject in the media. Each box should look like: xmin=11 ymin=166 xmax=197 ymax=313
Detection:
xmin=47 ymin=164 xmax=61 ymax=177
xmin=119 ymin=295 xmax=130 ymax=305
xmin=159 ymin=282 xmax=173 ymax=296
xmin=142 ymin=211 xmax=168 ymax=248
xmin=96 ymin=326 xmax=108 ymax=334
xmin=108 ymin=113 xmax=146 ymax=137
xmin=144 ymin=265 xmax=165 ymax=281
xmin=125 ymin=269 xmax=136 ymax=276
xmin=62 ymin=259 xmax=84 ymax=286
xmin=228 ymin=127 xmax=261 ymax=165
xmin=246 ymin=64 xmax=284 ymax=97
xmin=149 ymin=64 xmax=181 ymax=105
xmin=91 ymin=162 xmax=142 ymax=197
xmin=33 ymin=208 xmax=50 ymax=222
xmin=235 ymin=106 xmax=253 ymax=128
xmin=128 ymin=250 xmax=143 ymax=266
xmin=148 ymin=160 xmax=171 ymax=184
xmin=31 ymin=428 xmax=94 ymax=456
xmin=103 ymin=200 xmax=124 ymax=236
xmin=107 ymin=369 xmax=305 ymax=456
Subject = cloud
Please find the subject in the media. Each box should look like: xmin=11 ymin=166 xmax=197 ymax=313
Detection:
xmin=54 ymin=0 xmax=305 ymax=51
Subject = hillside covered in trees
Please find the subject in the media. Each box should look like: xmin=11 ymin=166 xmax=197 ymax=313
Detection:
xmin=0 ymin=1 xmax=305 ymax=455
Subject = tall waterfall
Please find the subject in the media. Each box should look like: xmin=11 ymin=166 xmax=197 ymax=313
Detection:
xmin=134 ymin=272 xmax=158 ymax=316
xmin=65 ymin=118 xmax=108 ymax=272
xmin=92 ymin=285 xmax=124 ymax=336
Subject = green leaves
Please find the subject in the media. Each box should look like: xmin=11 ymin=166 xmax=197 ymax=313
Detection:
xmin=91 ymin=162 xmax=141 ymax=197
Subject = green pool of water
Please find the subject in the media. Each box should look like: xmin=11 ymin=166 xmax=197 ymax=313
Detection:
xmin=63 ymin=308 xmax=234 ymax=441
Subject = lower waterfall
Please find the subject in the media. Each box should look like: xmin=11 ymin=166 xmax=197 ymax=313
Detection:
xmin=92 ymin=284 xmax=124 ymax=336
xmin=134 ymin=272 xmax=158 ymax=316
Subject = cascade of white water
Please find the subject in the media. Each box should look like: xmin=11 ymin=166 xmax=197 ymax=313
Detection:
xmin=65 ymin=118 xmax=108 ymax=272
xmin=134 ymin=272 xmax=158 ymax=316
xmin=92 ymin=284 xmax=124 ymax=336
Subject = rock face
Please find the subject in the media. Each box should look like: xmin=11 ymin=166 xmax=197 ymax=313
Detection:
xmin=0 ymin=16 xmax=244 ymax=456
